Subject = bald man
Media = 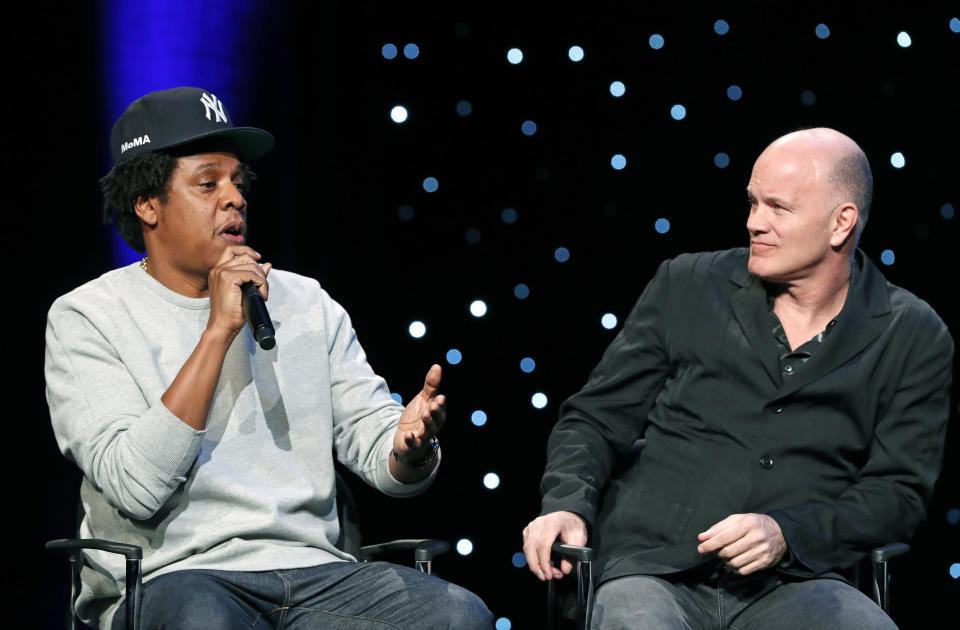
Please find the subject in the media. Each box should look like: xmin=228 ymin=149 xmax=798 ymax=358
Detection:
xmin=522 ymin=129 xmax=952 ymax=628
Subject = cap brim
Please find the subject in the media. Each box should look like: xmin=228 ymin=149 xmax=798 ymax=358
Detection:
xmin=161 ymin=127 xmax=275 ymax=162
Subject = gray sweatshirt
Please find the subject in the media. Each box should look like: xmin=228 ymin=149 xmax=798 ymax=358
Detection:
xmin=45 ymin=263 xmax=436 ymax=627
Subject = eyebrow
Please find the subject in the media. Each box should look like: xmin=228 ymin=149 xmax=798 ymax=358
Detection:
xmin=746 ymin=189 xmax=791 ymax=207
xmin=189 ymin=162 xmax=246 ymax=179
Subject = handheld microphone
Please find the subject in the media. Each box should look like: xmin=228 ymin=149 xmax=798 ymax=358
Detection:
xmin=241 ymin=282 xmax=276 ymax=350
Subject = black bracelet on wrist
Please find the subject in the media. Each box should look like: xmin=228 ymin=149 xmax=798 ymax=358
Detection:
xmin=392 ymin=436 xmax=440 ymax=469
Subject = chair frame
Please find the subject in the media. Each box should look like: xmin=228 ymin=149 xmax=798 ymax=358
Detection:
xmin=46 ymin=471 xmax=449 ymax=630
xmin=546 ymin=541 xmax=910 ymax=630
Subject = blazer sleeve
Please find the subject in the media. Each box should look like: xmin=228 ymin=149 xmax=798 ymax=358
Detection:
xmin=539 ymin=260 xmax=673 ymax=529
xmin=769 ymin=303 xmax=954 ymax=575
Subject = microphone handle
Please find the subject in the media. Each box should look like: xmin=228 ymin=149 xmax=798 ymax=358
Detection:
xmin=241 ymin=282 xmax=276 ymax=350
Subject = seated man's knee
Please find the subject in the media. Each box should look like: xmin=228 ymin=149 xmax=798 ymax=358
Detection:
xmin=427 ymin=582 xmax=495 ymax=629
xmin=592 ymin=575 xmax=690 ymax=630
xmin=133 ymin=571 xmax=262 ymax=630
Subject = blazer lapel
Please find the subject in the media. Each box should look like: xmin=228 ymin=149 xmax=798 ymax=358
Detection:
xmin=729 ymin=258 xmax=781 ymax=386
xmin=773 ymin=250 xmax=892 ymax=400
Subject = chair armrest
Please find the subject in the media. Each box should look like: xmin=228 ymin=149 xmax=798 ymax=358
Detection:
xmin=360 ymin=538 xmax=451 ymax=562
xmin=46 ymin=538 xmax=143 ymax=559
xmin=46 ymin=538 xmax=144 ymax=630
xmin=551 ymin=542 xmax=594 ymax=562
xmin=871 ymin=543 xmax=909 ymax=563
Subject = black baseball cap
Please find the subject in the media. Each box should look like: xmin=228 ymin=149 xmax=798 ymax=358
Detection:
xmin=109 ymin=87 xmax=275 ymax=165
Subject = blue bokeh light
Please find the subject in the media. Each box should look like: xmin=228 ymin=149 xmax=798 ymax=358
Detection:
xmin=511 ymin=552 xmax=527 ymax=568
xmin=801 ymin=90 xmax=817 ymax=106
xmin=471 ymin=410 xmax=488 ymax=427
xmin=457 ymin=539 xmax=474 ymax=556
xmin=601 ymin=313 xmax=618 ymax=329
xmin=611 ymin=154 xmax=627 ymax=170
xmin=446 ymin=349 xmax=462 ymax=365
xmin=670 ymin=104 xmax=687 ymax=120
xmin=502 ymin=207 xmax=518 ymax=224
xmin=655 ymin=218 xmax=671 ymax=234
xmin=390 ymin=393 xmax=403 ymax=404
xmin=568 ymin=45 xmax=585 ymax=61
xmin=714 ymin=19 xmax=730 ymax=35
xmin=381 ymin=43 xmax=398 ymax=59
xmin=815 ymin=23 xmax=831 ymax=39
xmin=397 ymin=205 xmax=414 ymax=221
xmin=951 ymin=563 xmax=960 ymax=579
xmin=520 ymin=357 xmax=536 ymax=373
xmin=941 ymin=203 xmax=955 ymax=220
xmin=610 ymin=81 xmax=626 ymax=97
xmin=727 ymin=85 xmax=743 ymax=101
xmin=514 ymin=284 xmax=530 ymax=299
xmin=890 ymin=152 xmax=906 ymax=168
xmin=649 ymin=34 xmax=664 ymax=49
xmin=403 ymin=43 xmax=420 ymax=59
xmin=456 ymin=100 xmax=472 ymax=116
xmin=531 ymin=393 xmax=548 ymax=409
xmin=495 ymin=618 xmax=513 ymax=630
xmin=951 ymin=18 xmax=960 ymax=33
xmin=947 ymin=508 xmax=960 ymax=525
xmin=423 ymin=177 xmax=439 ymax=192
xmin=881 ymin=249 xmax=896 ymax=265
xmin=507 ymin=48 xmax=523 ymax=64
xmin=554 ymin=247 xmax=570 ymax=262
xmin=896 ymin=31 xmax=912 ymax=48
xmin=483 ymin=472 xmax=501 ymax=489
xmin=714 ymin=152 xmax=730 ymax=168
xmin=521 ymin=120 xmax=538 ymax=136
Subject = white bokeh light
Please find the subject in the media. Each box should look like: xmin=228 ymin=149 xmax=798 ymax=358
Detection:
xmin=390 ymin=105 xmax=408 ymax=123
xmin=408 ymin=321 xmax=426 ymax=338
xmin=531 ymin=393 xmax=548 ymax=409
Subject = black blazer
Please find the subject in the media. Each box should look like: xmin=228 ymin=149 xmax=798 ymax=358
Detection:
xmin=540 ymin=248 xmax=953 ymax=586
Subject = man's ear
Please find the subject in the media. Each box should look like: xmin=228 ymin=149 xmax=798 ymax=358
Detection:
xmin=830 ymin=202 xmax=858 ymax=248
xmin=134 ymin=196 xmax=159 ymax=228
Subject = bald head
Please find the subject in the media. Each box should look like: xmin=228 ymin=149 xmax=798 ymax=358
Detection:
xmin=764 ymin=128 xmax=873 ymax=237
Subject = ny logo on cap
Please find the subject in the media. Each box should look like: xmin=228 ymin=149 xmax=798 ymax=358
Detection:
xmin=200 ymin=92 xmax=228 ymax=124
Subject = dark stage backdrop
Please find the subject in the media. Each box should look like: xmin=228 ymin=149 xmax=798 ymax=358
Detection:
xmin=13 ymin=3 xmax=959 ymax=628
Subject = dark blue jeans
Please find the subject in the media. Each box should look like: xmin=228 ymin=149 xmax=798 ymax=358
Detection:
xmin=111 ymin=561 xmax=493 ymax=630
xmin=592 ymin=565 xmax=897 ymax=629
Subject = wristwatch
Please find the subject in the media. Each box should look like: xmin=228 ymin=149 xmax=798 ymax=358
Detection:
xmin=393 ymin=436 xmax=440 ymax=469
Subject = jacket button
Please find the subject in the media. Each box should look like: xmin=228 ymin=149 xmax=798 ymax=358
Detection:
xmin=760 ymin=455 xmax=775 ymax=469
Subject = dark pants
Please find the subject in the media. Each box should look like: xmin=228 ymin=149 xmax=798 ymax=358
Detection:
xmin=111 ymin=561 xmax=494 ymax=630
xmin=592 ymin=565 xmax=897 ymax=629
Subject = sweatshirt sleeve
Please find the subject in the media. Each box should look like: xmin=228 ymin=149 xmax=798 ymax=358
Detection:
xmin=45 ymin=303 xmax=204 ymax=520
xmin=320 ymin=289 xmax=437 ymax=497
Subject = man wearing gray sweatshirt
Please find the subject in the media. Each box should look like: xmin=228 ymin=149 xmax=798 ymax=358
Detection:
xmin=45 ymin=87 xmax=493 ymax=630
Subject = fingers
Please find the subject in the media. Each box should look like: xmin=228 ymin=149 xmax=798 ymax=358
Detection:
xmin=421 ymin=364 xmax=442 ymax=398
xmin=697 ymin=514 xmax=747 ymax=553
xmin=216 ymin=245 xmax=261 ymax=266
xmin=211 ymin=247 xmax=271 ymax=298
xmin=522 ymin=511 xmax=588 ymax=582
xmin=697 ymin=513 xmax=786 ymax=573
